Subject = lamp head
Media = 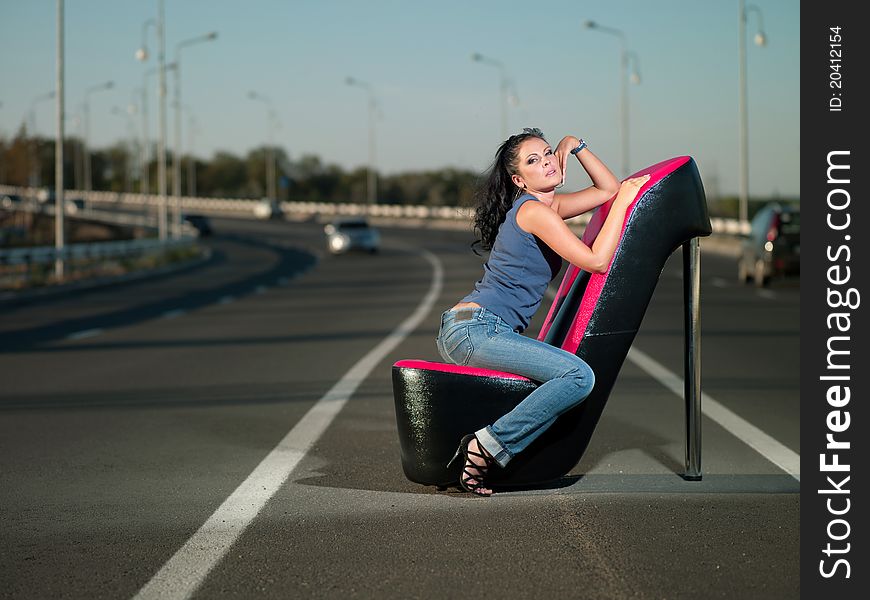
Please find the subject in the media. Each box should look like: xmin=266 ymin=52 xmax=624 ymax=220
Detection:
xmin=583 ymin=20 xmax=596 ymax=29
xmin=754 ymin=31 xmax=767 ymax=46
xmin=135 ymin=47 xmax=148 ymax=62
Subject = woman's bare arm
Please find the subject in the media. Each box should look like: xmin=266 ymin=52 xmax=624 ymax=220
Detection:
xmin=552 ymin=137 xmax=621 ymax=220
xmin=518 ymin=175 xmax=650 ymax=273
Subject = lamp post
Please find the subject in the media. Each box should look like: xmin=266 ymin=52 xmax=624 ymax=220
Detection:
xmin=27 ymin=90 xmax=55 ymax=188
xmin=82 ymin=80 xmax=114 ymax=192
xmin=172 ymin=31 xmax=218 ymax=237
xmin=583 ymin=20 xmax=641 ymax=177
xmin=140 ymin=62 xmax=175 ymax=197
xmin=738 ymin=0 xmax=767 ymax=224
xmin=247 ymin=91 xmax=278 ymax=200
xmin=55 ymin=0 xmax=65 ymax=280
xmin=471 ymin=52 xmax=509 ymax=141
xmin=345 ymin=77 xmax=378 ymax=207
xmin=136 ymin=0 xmax=168 ymax=241
xmin=136 ymin=18 xmax=157 ymax=195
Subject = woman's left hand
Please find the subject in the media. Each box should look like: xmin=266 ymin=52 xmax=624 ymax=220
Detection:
xmin=554 ymin=136 xmax=581 ymax=186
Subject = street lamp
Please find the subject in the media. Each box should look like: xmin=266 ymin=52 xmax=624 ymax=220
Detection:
xmin=345 ymin=77 xmax=378 ymax=207
xmin=738 ymin=0 xmax=768 ymax=224
xmin=247 ymin=91 xmax=279 ymax=200
xmin=583 ymin=20 xmax=641 ymax=177
xmin=27 ymin=90 xmax=55 ymax=188
xmin=172 ymin=31 xmax=218 ymax=237
xmin=471 ymin=52 xmax=510 ymax=141
xmin=82 ymin=80 xmax=114 ymax=191
xmin=55 ymin=0 xmax=66 ymax=280
xmin=136 ymin=0 xmax=168 ymax=241
xmin=136 ymin=18 xmax=157 ymax=195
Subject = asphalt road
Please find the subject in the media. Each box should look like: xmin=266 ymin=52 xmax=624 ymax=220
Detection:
xmin=0 ymin=216 xmax=799 ymax=599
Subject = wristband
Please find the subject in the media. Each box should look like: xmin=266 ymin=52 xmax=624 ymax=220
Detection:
xmin=570 ymin=139 xmax=588 ymax=155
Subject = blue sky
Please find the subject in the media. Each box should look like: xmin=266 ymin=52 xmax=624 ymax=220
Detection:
xmin=0 ymin=1 xmax=800 ymax=198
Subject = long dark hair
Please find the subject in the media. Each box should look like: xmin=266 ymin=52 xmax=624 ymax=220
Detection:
xmin=472 ymin=128 xmax=546 ymax=253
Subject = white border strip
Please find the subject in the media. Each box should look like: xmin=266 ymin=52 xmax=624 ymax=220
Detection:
xmin=133 ymin=249 xmax=444 ymax=600
xmin=627 ymin=347 xmax=801 ymax=481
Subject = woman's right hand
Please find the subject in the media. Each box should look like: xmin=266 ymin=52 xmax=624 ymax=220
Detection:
xmin=614 ymin=174 xmax=651 ymax=207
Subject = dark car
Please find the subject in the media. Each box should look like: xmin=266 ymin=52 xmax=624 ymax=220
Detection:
xmin=738 ymin=203 xmax=800 ymax=286
xmin=183 ymin=214 xmax=213 ymax=237
xmin=324 ymin=217 xmax=380 ymax=254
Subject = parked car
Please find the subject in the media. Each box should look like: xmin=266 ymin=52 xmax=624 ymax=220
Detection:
xmin=183 ymin=214 xmax=213 ymax=237
xmin=253 ymin=198 xmax=282 ymax=220
xmin=324 ymin=217 xmax=380 ymax=254
xmin=738 ymin=203 xmax=800 ymax=286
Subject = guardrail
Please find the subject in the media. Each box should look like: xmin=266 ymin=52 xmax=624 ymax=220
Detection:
xmin=1 ymin=184 xmax=752 ymax=235
xmin=0 ymin=237 xmax=192 ymax=267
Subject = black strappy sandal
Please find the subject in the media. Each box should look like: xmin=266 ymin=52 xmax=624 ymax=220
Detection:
xmin=447 ymin=434 xmax=496 ymax=496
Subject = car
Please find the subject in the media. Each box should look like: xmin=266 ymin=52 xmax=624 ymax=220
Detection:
xmin=183 ymin=214 xmax=213 ymax=237
xmin=64 ymin=198 xmax=86 ymax=214
xmin=253 ymin=198 xmax=282 ymax=220
xmin=737 ymin=203 xmax=800 ymax=286
xmin=1 ymin=194 xmax=24 ymax=210
xmin=324 ymin=217 xmax=380 ymax=254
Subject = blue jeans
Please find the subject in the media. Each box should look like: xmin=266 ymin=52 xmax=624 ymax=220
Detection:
xmin=435 ymin=307 xmax=595 ymax=467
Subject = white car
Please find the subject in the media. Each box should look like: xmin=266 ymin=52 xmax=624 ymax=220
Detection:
xmin=324 ymin=218 xmax=380 ymax=254
xmin=254 ymin=198 xmax=282 ymax=220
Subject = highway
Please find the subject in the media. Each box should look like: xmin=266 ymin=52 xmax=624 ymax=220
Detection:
xmin=0 ymin=215 xmax=799 ymax=599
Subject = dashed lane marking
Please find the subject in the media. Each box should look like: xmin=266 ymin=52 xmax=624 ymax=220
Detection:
xmin=133 ymin=247 xmax=444 ymax=600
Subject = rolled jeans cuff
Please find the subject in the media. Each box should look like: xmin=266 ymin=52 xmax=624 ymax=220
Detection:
xmin=475 ymin=426 xmax=512 ymax=468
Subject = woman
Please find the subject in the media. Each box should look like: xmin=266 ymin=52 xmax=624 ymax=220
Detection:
xmin=437 ymin=128 xmax=649 ymax=496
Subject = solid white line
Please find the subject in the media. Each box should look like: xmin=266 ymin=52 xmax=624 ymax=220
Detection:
xmin=627 ymin=346 xmax=800 ymax=481
xmin=711 ymin=277 xmax=729 ymax=288
xmin=132 ymin=248 xmax=444 ymax=600
xmin=757 ymin=289 xmax=777 ymax=300
xmin=67 ymin=328 xmax=103 ymax=340
xmin=162 ymin=309 xmax=186 ymax=320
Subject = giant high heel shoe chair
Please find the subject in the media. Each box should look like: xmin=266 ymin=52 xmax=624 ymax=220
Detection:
xmin=392 ymin=156 xmax=712 ymax=487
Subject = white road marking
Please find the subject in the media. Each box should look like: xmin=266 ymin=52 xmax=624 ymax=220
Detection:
xmin=627 ymin=347 xmax=800 ymax=481
xmin=757 ymin=289 xmax=777 ymax=300
xmin=66 ymin=328 xmax=103 ymax=340
xmin=711 ymin=277 xmax=729 ymax=288
xmin=133 ymin=248 xmax=444 ymax=600
xmin=162 ymin=309 xmax=186 ymax=320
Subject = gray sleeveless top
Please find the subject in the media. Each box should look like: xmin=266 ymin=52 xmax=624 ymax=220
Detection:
xmin=461 ymin=194 xmax=563 ymax=332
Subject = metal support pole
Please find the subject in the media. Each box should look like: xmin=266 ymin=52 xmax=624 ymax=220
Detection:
xmin=157 ymin=0 xmax=168 ymax=241
xmin=54 ymin=0 xmax=65 ymax=280
xmin=173 ymin=59 xmax=182 ymax=238
xmin=683 ymin=237 xmax=702 ymax=480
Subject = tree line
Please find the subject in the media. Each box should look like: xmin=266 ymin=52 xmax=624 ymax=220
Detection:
xmin=0 ymin=126 xmax=479 ymax=207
